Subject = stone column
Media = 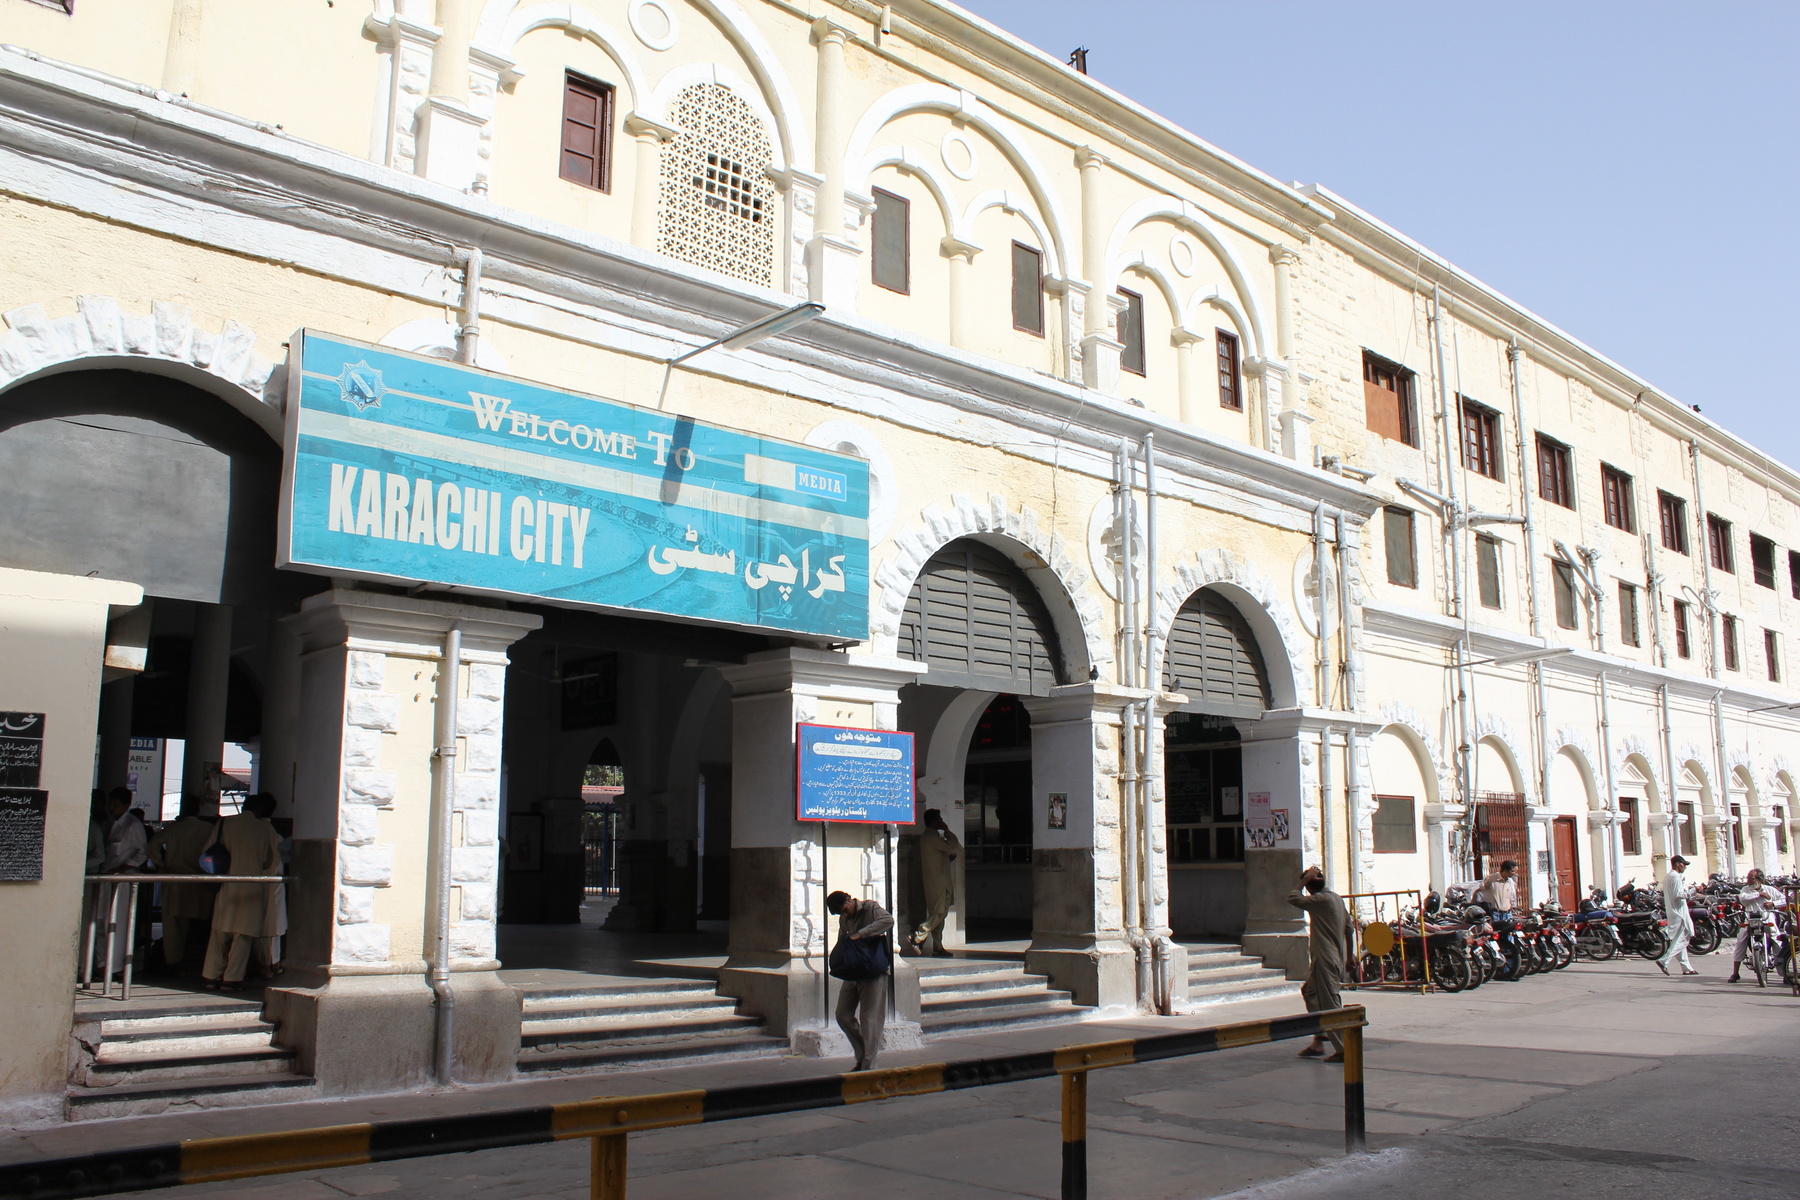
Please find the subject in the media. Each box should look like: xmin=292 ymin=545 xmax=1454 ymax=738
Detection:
xmin=625 ymin=114 xmax=678 ymax=250
xmin=941 ymin=237 xmax=981 ymax=351
xmin=1748 ymin=814 xmax=1780 ymax=872
xmin=1525 ymin=805 xmax=1554 ymax=904
xmin=1076 ymin=148 xmax=1123 ymax=392
xmin=1171 ymin=328 xmax=1203 ymax=423
xmin=265 ymin=589 xmax=539 ymax=1096
xmin=1423 ymin=803 xmax=1467 ymax=893
xmin=181 ymin=603 xmax=231 ymax=800
xmin=414 ymin=0 xmax=484 ymax=190
xmin=1237 ymin=710 xmax=1314 ymax=977
xmin=716 ymin=648 xmax=926 ymax=1052
xmin=805 ymin=20 xmax=862 ymax=307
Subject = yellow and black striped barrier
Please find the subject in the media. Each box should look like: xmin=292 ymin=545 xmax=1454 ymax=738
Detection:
xmin=0 ymin=1006 xmax=1367 ymax=1200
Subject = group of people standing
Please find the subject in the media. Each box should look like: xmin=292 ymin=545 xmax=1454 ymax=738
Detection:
xmin=87 ymin=789 xmax=289 ymax=991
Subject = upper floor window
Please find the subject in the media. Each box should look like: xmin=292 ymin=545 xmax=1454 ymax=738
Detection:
xmin=1790 ymin=550 xmax=1800 ymax=599
xmin=1767 ymin=628 xmax=1783 ymax=683
xmin=1552 ymin=559 xmax=1580 ymax=630
xmin=658 ymin=84 xmax=776 ymax=286
xmin=1658 ymin=491 xmax=1689 ymax=555
xmin=870 ymin=188 xmax=910 ymax=294
xmin=1117 ymin=289 xmax=1145 ymax=376
xmin=1618 ymin=582 xmax=1640 ymax=648
xmin=1363 ymin=353 xmax=1417 ymax=447
xmin=560 ymin=73 xmax=615 ymax=192
xmin=1723 ymin=614 xmax=1740 ymax=671
xmin=1460 ymin=399 xmax=1502 ymax=480
xmin=1620 ymin=798 xmax=1641 ymax=855
xmin=1673 ymin=599 xmax=1692 ymax=659
xmin=1217 ymin=330 xmax=1242 ymax=411
xmin=1536 ymin=435 xmax=1573 ymax=508
xmin=1384 ymin=507 xmax=1417 ymax=588
xmin=1011 ymin=242 xmax=1044 ymax=336
xmin=1707 ymin=513 xmax=1734 ymax=573
xmin=1601 ymin=465 xmax=1635 ymax=533
xmin=1476 ymin=534 xmax=1502 ymax=609
xmin=1751 ymin=534 xmax=1777 ymax=589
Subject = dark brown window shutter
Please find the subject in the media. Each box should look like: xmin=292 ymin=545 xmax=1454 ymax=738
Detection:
xmin=1011 ymin=243 xmax=1044 ymax=335
xmin=871 ymin=188 xmax=910 ymax=294
xmin=560 ymin=73 xmax=614 ymax=192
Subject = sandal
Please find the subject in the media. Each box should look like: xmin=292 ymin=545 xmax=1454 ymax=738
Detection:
xmin=1297 ymin=1045 xmax=1326 ymax=1058
xmin=1324 ymin=1052 xmax=1346 ymax=1064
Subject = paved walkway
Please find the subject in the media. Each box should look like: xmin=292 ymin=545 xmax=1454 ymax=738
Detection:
xmin=8 ymin=958 xmax=1798 ymax=1199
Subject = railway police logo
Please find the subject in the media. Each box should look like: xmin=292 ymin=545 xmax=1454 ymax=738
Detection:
xmin=337 ymin=361 xmax=385 ymax=411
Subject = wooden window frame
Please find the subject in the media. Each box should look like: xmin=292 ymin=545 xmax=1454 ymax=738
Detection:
xmin=1476 ymin=533 xmax=1502 ymax=609
xmin=1117 ymin=288 xmax=1146 ymax=376
xmin=1751 ymin=533 xmax=1777 ymax=590
xmin=1552 ymin=560 xmax=1580 ymax=630
xmin=1658 ymin=491 xmax=1689 ymax=555
xmin=1723 ymin=614 xmax=1740 ymax=671
xmin=1362 ymin=352 xmax=1418 ymax=447
xmin=1673 ymin=599 xmax=1691 ymax=659
xmin=1766 ymin=628 xmax=1782 ymax=683
xmin=870 ymin=187 xmax=911 ymax=295
xmin=1790 ymin=550 xmax=1800 ymax=600
xmin=1384 ymin=507 xmax=1417 ymax=589
xmin=1618 ymin=582 xmax=1640 ymax=648
xmin=1707 ymin=513 xmax=1734 ymax=574
xmin=1678 ymin=801 xmax=1698 ymax=856
xmin=1536 ymin=434 xmax=1573 ymax=509
xmin=1600 ymin=464 xmax=1635 ymax=533
xmin=1619 ymin=798 xmax=1641 ymax=856
xmin=1010 ymin=242 xmax=1044 ymax=336
xmin=1460 ymin=398 xmax=1502 ymax=480
xmin=558 ymin=71 xmax=615 ymax=192
xmin=1216 ymin=329 xmax=1242 ymax=411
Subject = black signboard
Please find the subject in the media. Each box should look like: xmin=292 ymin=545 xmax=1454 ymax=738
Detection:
xmin=0 ymin=788 xmax=48 ymax=881
xmin=0 ymin=712 xmax=45 ymax=789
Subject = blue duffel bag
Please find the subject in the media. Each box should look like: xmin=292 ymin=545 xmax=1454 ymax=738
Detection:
xmin=829 ymin=934 xmax=891 ymax=981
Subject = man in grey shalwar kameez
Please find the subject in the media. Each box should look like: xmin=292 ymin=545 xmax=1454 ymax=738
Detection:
xmin=1288 ymin=865 xmax=1348 ymax=1062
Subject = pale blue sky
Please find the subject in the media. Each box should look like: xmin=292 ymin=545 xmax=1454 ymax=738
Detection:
xmin=956 ymin=1 xmax=1800 ymax=469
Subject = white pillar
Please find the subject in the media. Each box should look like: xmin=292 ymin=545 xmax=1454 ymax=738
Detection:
xmin=805 ymin=21 xmax=861 ymax=307
xmin=1422 ymin=803 xmax=1467 ymax=893
xmin=1171 ymin=328 xmax=1202 ymax=423
xmin=941 ymin=237 xmax=981 ymax=351
xmin=624 ymin=114 xmax=677 ymax=250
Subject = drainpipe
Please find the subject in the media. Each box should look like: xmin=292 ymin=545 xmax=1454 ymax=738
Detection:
xmin=1507 ymin=342 xmax=1553 ymax=854
xmin=429 ymin=624 xmax=463 ymax=1086
xmin=1312 ymin=503 xmax=1331 ymax=708
xmin=1334 ymin=515 xmax=1365 ymax=894
xmin=1142 ymin=436 xmax=1174 ymax=1014
xmin=457 ymin=247 xmax=483 ymax=366
xmin=1660 ymin=683 xmax=1679 ymax=860
xmin=1432 ymin=290 xmax=1474 ymax=872
xmin=1114 ymin=442 xmax=1149 ymax=1010
xmin=1689 ymin=439 xmax=1734 ymax=878
xmin=1598 ymin=670 xmax=1622 ymax=895
xmin=1716 ymin=690 xmax=1738 ymax=879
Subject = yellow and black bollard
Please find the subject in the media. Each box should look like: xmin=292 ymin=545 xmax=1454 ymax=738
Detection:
xmin=590 ymin=1132 xmax=627 ymax=1200
xmin=1061 ymin=1069 xmax=1088 ymax=1200
xmin=1342 ymin=1023 xmax=1367 ymax=1154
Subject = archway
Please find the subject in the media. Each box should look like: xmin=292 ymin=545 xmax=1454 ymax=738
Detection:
xmin=1677 ymin=762 xmax=1712 ymax=876
xmin=1367 ymin=725 xmax=1435 ymax=894
xmin=1617 ymin=755 xmax=1659 ymax=881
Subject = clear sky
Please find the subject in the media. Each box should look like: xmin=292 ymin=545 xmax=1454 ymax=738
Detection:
xmin=953 ymin=1 xmax=1800 ymax=470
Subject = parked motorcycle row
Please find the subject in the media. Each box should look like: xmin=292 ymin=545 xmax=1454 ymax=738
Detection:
xmin=1348 ymin=875 xmax=1800 ymax=994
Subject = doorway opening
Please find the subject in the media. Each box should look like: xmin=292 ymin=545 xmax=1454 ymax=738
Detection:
xmin=962 ymin=693 xmax=1033 ymax=936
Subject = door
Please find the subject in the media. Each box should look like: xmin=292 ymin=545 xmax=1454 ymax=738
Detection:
xmin=1552 ymin=816 xmax=1580 ymax=910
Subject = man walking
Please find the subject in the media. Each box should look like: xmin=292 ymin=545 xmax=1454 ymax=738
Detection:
xmin=1728 ymin=868 xmax=1783 ymax=983
xmin=908 ymin=808 xmax=960 ymax=957
xmin=826 ymin=889 xmax=893 ymax=1072
xmin=1657 ymin=854 xmax=1699 ymax=976
xmin=146 ymin=794 xmax=217 ymax=976
xmin=1288 ymin=866 xmax=1349 ymax=1063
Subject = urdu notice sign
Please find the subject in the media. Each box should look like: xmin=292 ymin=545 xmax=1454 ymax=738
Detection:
xmin=279 ymin=331 xmax=870 ymax=640
xmin=796 ymin=724 xmax=915 ymax=825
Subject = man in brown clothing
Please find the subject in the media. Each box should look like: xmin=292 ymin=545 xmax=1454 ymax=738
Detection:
xmin=1288 ymin=865 xmax=1348 ymax=1062
xmin=200 ymin=807 xmax=284 ymax=990
xmin=827 ymin=889 xmax=894 ymax=1072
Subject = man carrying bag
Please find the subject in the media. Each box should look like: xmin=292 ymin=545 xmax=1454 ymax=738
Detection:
xmin=826 ymin=890 xmax=893 ymax=1072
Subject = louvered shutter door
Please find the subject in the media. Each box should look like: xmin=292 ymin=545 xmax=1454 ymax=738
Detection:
xmin=1161 ymin=589 xmax=1271 ymax=718
xmin=899 ymin=542 xmax=1062 ymax=694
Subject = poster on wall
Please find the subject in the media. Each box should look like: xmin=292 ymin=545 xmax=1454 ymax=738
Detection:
xmin=0 ymin=712 xmax=45 ymax=789
xmin=796 ymin=724 xmax=915 ymax=824
xmin=0 ymin=788 xmax=48 ymax=882
xmin=1246 ymin=791 xmax=1275 ymax=848
xmin=280 ymin=331 xmax=871 ymax=641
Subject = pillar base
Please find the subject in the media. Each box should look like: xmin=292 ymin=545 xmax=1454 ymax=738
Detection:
xmin=1241 ymin=932 xmax=1310 ymax=980
xmin=790 ymin=1017 xmax=926 ymax=1059
xmin=1025 ymin=939 xmax=1138 ymax=1011
xmin=719 ymin=959 xmax=921 ymax=1040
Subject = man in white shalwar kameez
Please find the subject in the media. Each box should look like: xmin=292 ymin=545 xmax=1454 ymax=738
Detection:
xmin=1656 ymin=854 xmax=1699 ymax=976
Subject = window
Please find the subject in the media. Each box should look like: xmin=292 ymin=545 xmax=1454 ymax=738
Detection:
xmin=1766 ymin=628 xmax=1782 ymax=682
xmin=559 ymin=73 xmax=615 ymax=191
xmin=1372 ymin=795 xmax=1417 ymax=853
xmin=1117 ymin=289 xmax=1145 ymax=376
xmin=1707 ymin=513 xmax=1734 ymax=573
xmin=1476 ymin=534 xmax=1502 ymax=609
xmin=1363 ymin=353 xmax=1417 ymax=446
xmin=1601 ymin=465 xmax=1635 ymax=533
xmin=870 ymin=188 xmax=910 ymax=294
xmin=1011 ymin=242 xmax=1044 ymax=335
xmin=1618 ymin=583 xmax=1640 ymax=647
xmin=1619 ymin=799 xmax=1640 ymax=856
xmin=1790 ymin=550 xmax=1800 ymax=599
xmin=1552 ymin=560 xmax=1580 ymax=630
xmin=1460 ymin=399 xmax=1502 ymax=480
xmin=1731 ymin=804 xmax=1744 ymax=856
xmin=1723 ymin=614 xmax=1740 ymax=671
xmin=1536 ymin=435 xmax=1573 ymax=508
xmin=1659 ymin=491 xmax=1689 ymax=555
xmin=1678 ymin=801 xmax=1697 ymax=857
xmin=1751 ymin=534 xmax=1777 ymax=589
xmin=1384 ymin=507 xmax=1417 ymax=588
xmin=1216 ymin=329 xmax=1242 ymax=411
xmin=1673 ymin=599 xmax=1691 ymax=659
xmin=659 ymin=83 xmax=777 ymax=285
xmin=1777 ymin=805 xmax=1788 ymax=855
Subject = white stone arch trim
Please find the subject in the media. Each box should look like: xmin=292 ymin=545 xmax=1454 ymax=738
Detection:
xmin=1184 ymin=287 xmax=1254 ymax=354
xmin=649 ymin=61 xmax=791 ymax=172
xmin=1547 ymin=725 xmax=1595 ymax=766
xmin=921 ymin=688 xmax=996 ymax=816
xmin=1471 ymin=716 xmax=1528 ymax=801
xmin=1618 ymin=751 xmax=1664 ymax=810
xmin=1769 ymin=757 xmax=1795 ymax=798
xmin=1549 ymin=742 xmax=1601 ymax=810
xmin=1114 ymin=254 xmax=1185 ymax=333
xmin=961 ymin=189 xmax=1066 ymax=279
xmin=475 ymin=0 xmax=810 ymax=170
xmin=1152 ymin=548 xmax=1305 ymax=711
xmin=861 ymin=145 xmax=967 ymax=245
xmin=1729 ymin=762 xmax=1760 ymax=811
xmin=1373 ymin=709 xmax=1448 ymax=799
xmin=1099 ymin=198 xmax=1269 ymax=358
xmin=869 ymin=492 xmax=1107 ymax=680
xmin=1677 ymin=755 xmax=1715 ymax=812
xmin=482 ymin=4 xmax=652 ymax=110
xmin=379 ymin=319 xmax=512 ymax=373
xmin=844 ymin=84 xmax=1074 ymax=277
xmin=0 ymin=297 xmax=280 ymax=437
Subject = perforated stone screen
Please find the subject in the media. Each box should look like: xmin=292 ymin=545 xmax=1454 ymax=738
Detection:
xmin=658 ymin=84 xmax=776 ymax=286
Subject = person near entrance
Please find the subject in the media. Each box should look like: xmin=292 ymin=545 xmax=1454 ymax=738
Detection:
xmin=1288 ymin=866 xmax=1348 ymax=1063
xmin=200 ymin=805 xmax=284 ymax=991
xmin=1728 ymin=868 xmax=1782 ymax=983
xmin=1473 ymin=860 xmax=1520 ymax=915
xmin=147 ymin=794 xmax=218 ymax=976
xmin=826 ymin=890 xmax=893 ymax=1072
xmin=909 ymin=807 xmax=961 ymax=957
xmin=1656 ymin=854 xmax=1699 ymax=977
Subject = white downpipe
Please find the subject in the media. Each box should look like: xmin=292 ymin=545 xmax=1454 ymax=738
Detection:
xmin=1716 ymin=690 xmax=1738 ymax=879
xmin=1660 ymin=683 xmax=1680 ymax=861
xmin=456 ymin=248 xmax=483 ymax=366
xmin=1432 ymin=289 xmax=1474 ymax=872
xmin=1598 ymin=670 xmax=1622 ymax=895
xmin=1507 ymin=343 xmax=1555 ymax=872
xmin=1141 ymin=436 xmax=1174 ymax=1015
xmin=429 ymin=624 xmax=463 ymax=1086
xmin=1114 ymin=442 xmax=1149 ymax=1010
xmin=1333 ymin=515 xmax=1365 ymax=895
xmin=1312 ymin=502 xmax=1330 ymax=708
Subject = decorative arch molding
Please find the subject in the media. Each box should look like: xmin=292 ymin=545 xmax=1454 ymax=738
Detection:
xmin=648 ymin=63 xmax=791 ymax=172
xmin=1153 ymin=548 xmax=1305 ymax=710
xmin=379 ymin=319 xmax=512 ymax=373
xmin=843 ymin=84 xmax=1074 ymax=276
xmin=1472 ymin=715 xmax=1528 ymax=799
xmin=484 ymin=4 xmax=652 ymax=110
xmin=1678 ymin=757 xmax=1714 ymax=805
xmin=1115 ymin=254 xmax=1184 ymax=331
xmin=862 ymin=146 xmax=965 ymax=245
xmin=869 ymin=493 xmax=1105 ymax=681
xmin=1614 ymin=732 xmax=1656 ymax=776
xmin=961 ymin=189 xmax=1065 ymax=279
xmin=473 ymin=0 xmax=811 ymax=169
xmin=1550 ymin=743 xmax=1601 ymax=810
xmin=1098 ymin=198 xmax=1269 ymax=358
xmin=1727 ymin=746 xmax=1755 ymax=772
xmin=1769 ymin=755 xmax=1795 ymax=796
xmin=1183 ymin=286 xmax=1254 ymax=354
xmin=1375 ymin=704 xmax=1449 ymax=787
xmin=0 ymin=298 xmax=280 ymax=438
xmin=1677 ymin=745 xmax=1712 ymax=785
xmin=1547 ymin=725 xmax=1595 ymax=766
xmin=1620 ymin=752 xmax=1663 ymax=809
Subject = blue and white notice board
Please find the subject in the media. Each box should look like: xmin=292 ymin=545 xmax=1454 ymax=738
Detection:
xmin=278 ymin=330 xmax=869 ymax=640
xmin=795 ymin=724 xmax=915 ymax=824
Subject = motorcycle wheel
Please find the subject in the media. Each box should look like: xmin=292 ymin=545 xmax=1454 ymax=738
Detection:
xmin=1553 ymin=933 xmax=1575 ymax=969
xmin=1690 ymin=917 xmax=1721 ymax=956
xmin=1578 ymin=929 xmax=1616 ymax=961
xmin=1429 ymin=947 xmax=1467 ymax=993
xmin=1635 ymin=930 xmax=1669 ymax=960
xmin=1753 ymin=941 xmax=1768 ymax=988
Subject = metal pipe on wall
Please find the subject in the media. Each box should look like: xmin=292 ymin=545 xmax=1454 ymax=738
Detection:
xmin=1141 ymin=436 xmax=1174 ymax=1014
xmin=1660 ymin=683 xmax=1680 ymax=861
xmin=1598 ymin=670 xmax=1622 ymax=895
xmin=429 ymin=624 xmax=464 ymax=1086
xmin=1112 ymin=441 xmax=1148 ymax=1009
xmin=1431 ymin=290 xmax=1474 ymax=873
xmin=457 ymin=248 xmax=483 ymax=366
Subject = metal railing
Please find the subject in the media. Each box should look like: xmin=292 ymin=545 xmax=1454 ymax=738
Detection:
xmin=1341 ymin=889 xmax=1433 ymax=993
xmin=0 ymin=1006 xmax=1368 ymax=1200
xmin=80 ymin=874 xmax=284 ymax=1001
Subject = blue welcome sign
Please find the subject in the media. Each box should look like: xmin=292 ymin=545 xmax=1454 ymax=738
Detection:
xmin=278 ymin=331 xmax=870 ymax=640
xmin=796 ymin=724 xmax=915 ymax=824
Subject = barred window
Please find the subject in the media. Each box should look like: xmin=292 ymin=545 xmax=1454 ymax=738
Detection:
xmin=657 ymin=84 xmax=776 ymax=286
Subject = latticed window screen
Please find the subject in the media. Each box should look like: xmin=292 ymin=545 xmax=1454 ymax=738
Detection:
xmin=657 ymin=84 xmax=777 ymax=286
xmin=898 ymin=540 xmax=1062 ymax=694
xmin=1161 ymin=589 xmax=1272 ymax=718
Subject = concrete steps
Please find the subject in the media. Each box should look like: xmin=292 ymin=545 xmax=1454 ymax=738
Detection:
xmin=1182 ymin=944 xmax=1302 ymax=1009
xmin=515 ymin=977 xmax=786 ymax=1076
xmin=915 ymin=958 xmax=1095 ymax=1037
xmin=67 ymin=998 xmax=314 ymax=1120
